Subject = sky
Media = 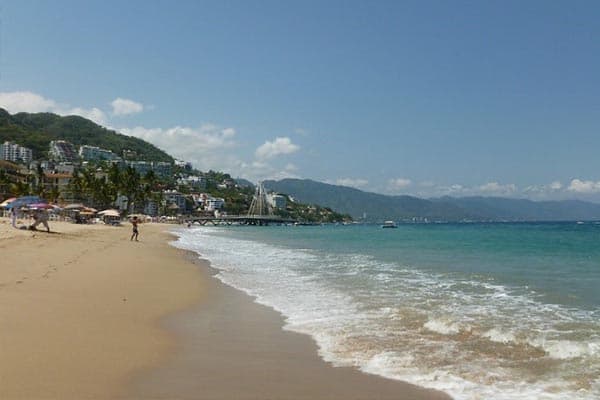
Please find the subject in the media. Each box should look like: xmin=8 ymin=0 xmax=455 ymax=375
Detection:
xmin=1 ymin=0 xmax=599 ymax=201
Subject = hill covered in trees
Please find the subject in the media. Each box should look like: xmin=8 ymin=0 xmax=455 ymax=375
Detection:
xmin=0 ymin=108 xmax=173 ymax=162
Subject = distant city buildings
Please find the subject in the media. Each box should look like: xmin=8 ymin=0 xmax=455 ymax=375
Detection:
xmin=178 ymin=175 xmax=206 ymax=190
xmin=1 ymin=141 xmax=33 ymax=164
xmin=49 ymin=140 xmax=77 ymax=162
xmin=267 ymin=193 xmax=287 ymax=209
xmin=79 ymin=145 xmax=120 ymax=161
xmin=126 ymin=161 xmax=172 ymax=178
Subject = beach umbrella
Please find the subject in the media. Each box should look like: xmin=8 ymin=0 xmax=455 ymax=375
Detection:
xmin=64 ymin=203 xmax=85 ymax=210
xmin=98 ymin=209 xmax=120 ymax=217
xmin=5 ymin=196 xmax=44 ymax=209
xmin=27 ymin=202 xmax=52 ymax=209
xmin=0 ymin=197 xmax=17 ymax=208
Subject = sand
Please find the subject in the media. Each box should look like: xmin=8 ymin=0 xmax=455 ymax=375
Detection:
xmin=0 ymin=218 xmax=451 ymax=400
xmin=0 ymin=219 xmax=204 ymax=399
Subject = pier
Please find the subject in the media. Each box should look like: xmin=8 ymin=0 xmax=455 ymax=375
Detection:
xmin=188 ymin=215 xmax=296 ymax=226
xmin=189 ymin=182 xmax=296 ymax=226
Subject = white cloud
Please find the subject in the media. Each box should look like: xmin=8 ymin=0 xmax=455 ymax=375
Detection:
xmin=567 ymin=179 xmax=600 ymax=193
xmin=550 ymin=181 xmax=563 ymax=190
xmin=387 ymin=178 xmax=412 ymax=192
xmin=111 ymin=98 xmax=144 ymax=116
xmin=237 ymin=160 xmax=300 ymax=182
xmin=255 ymin=137 xmax=300 ymax=160
xmin=478 ymin=182 xmax=517 ymax=195
xmin=0 ymin=90 xmax=56 ymax=112
xmin=0 ymin=91 xmax=107 ymax=124
xmin=284 ymin=163 xmax=298 ymax=172
xmin=523 ymin=181 xmax=564 ymax=197
xmin=336 ymin=178 xmax=369 ymax=189
xmin=120 ymin=124 xmax=239 ymax=172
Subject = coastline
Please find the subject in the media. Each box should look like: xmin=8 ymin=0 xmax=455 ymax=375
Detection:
xmin=127 ymin=228 xmax=452 ymax=400
xmin=0 ymin=219 xmax=451 ymax=399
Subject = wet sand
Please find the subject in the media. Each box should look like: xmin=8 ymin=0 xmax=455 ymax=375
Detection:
xmin=126 ymin=249 xmax=452 ymax=400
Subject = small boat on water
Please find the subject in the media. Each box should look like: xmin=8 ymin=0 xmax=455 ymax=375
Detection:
xmin=382 ymin=220 xmax=398 ymax=228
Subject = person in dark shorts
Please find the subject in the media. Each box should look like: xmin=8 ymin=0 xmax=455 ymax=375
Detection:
xmin=130 ymin=216 xmax=139 ymax=241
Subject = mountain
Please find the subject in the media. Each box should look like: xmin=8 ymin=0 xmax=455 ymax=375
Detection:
xmin=432 ymin=196 xmax=600 ymax=221
xmin=263 ymin=179 xmax=477 ymax=221
xmin=264 ymin=179 xmax=600 ymax=222
xmin=0 ymin=108 xmax=173 ymax=162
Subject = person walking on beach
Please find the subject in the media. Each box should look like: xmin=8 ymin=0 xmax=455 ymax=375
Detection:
xmin=10 ymin=206 xmax=17 ymax=228
xmin=30 ymin=209 xmax=50 ymax=232
xmin=130 ymin=216 xmax=139 ymax=241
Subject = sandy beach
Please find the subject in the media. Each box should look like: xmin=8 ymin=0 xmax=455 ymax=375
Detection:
xmin=0 ymin=218 xmax=450 ymax=400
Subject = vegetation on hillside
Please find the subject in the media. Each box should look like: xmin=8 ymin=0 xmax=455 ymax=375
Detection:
xmin=0 ymin=108 xmax=173 ymax=162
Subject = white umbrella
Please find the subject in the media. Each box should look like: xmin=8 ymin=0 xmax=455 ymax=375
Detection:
xmin=98 ymin=209 xmax=120 ymax=217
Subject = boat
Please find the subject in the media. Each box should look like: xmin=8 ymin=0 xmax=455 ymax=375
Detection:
xmin=382 ymin=220 xmax=398 ymax=228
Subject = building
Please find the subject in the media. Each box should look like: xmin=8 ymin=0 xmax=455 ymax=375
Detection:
xmin=163 ymin=190 xmax=187 ymax=211
xmin=42 ymin=172 xmax=73 ymax=202
xmin=126 ymin=161 xmax=173 ymax=179
xmin=177 ymin=175 xmax=206 ymax=190
xmin=205 ymin=197 xmax=225 ymax=211
xmin=79 ymin=145 xmax=120 ymax=162
xmin=1 ymin=141 xmax=33 ymax=164
xmin=267 ymin=193 xmax=287 ymax=209
xmin=49 ymin=140 xmax=77 ymax=162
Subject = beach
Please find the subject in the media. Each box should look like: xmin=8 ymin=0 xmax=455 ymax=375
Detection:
xmin=0 ymin=219 xmax=450 ymax=400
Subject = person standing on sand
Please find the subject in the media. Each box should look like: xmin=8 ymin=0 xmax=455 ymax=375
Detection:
xmin=130 ymin=216 xmax=139 ymax=241
xmin=10 ymin=206 xmax=17 ymax=228
xmin=30 ymin=209 xmax=50 ymax=232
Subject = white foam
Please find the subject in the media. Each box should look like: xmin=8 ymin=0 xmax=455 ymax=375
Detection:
xmin=529 ymin=337 xmax=600 ymax=360
xmin=483 ymin=328 xmax=517 ymax=344
xmin=169 ymin=226 xmax=600 ymax=400
xmin=424 ymin=318 xmax=462 ymax=335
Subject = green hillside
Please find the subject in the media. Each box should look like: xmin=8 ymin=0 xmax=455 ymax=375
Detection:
xmin=0 ymin=108 xmax=173 ymax=162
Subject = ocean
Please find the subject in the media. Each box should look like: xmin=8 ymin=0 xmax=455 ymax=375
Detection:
xmin=171 ymin=222 xmax=600 ymax=400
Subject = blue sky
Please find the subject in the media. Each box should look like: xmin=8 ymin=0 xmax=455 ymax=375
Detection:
xmin=1 ymin=0 xmax=600 ymax=200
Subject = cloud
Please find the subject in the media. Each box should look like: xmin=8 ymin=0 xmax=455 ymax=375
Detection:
xmin=478 ymin=182 xmax=517 ymax=195
xmin=387 ymin=178 xmax=412 ymax=192
xmin=120 ymin=124 xmax=239 ymax=172
xmin=255 ymin=137 xmax=300 ymax=160
xmin=336 ymin=178 xmax=369 ymax=188
xmin=550 ymin=181 xmax=563 ymax=190
xmin=523 ymin=181 xmax=564 ymax=197
xmin=111 ymin=98 xmax=144 ymax=116
xmin=567 ymin=179 xmax=600 ymax=193
xmin=0 ymin=91 xmax=107 ymax=125
xmin=0 ymin=90 xmax=56 ymax=112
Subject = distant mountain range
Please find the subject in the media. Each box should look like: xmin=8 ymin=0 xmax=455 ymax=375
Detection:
xmin=0 ymin=109 xmax=173 ymax=162
xmin=264 ymin=179 xmax=600 ymax=222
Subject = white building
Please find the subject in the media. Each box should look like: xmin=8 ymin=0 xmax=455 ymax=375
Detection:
xmin=79 ymin=145 xmax=120 ymax=161
xmin=178 ymin=175 xmax=206 ymax=190
xmin=1 ymin=141 xmax=33 ymax=164
xmin=267 ymin=193 xmax=287 ymax=209
xmin=205 ymin=197 xmax=225 ymax=211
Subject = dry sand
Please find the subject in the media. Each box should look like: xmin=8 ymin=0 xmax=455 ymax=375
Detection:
xmin=0 ymin=219 xmax=204 ymax=399
xmin=0 ymin=218 xmax=451 ymax=400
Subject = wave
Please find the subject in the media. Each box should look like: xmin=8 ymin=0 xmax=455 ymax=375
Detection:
xmin=170 ymin=226 xmax=600 ymax=400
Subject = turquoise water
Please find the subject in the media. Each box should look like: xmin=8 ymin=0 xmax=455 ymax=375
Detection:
xmin=173 ymin=222 xmax=600 ymax=400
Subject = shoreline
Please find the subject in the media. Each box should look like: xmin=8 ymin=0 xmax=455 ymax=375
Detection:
xmin=0 ymin=219 xmax=451 ymax=399
xmin=127 ymin=228 xmax=452 ymax=400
